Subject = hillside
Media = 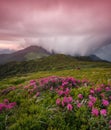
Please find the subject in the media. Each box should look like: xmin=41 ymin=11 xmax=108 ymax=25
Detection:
xmin=0 ymin=66 xmax=111 ymax=130
xmin=0 ymin=45 xmax=50 ymax=64
xmin=0 ymin=54 xmax=110 ymax=79
xmin=0 ymin=54 xmax=111 ymax=130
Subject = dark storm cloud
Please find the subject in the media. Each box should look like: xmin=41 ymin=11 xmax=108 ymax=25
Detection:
xmin=0 ymin=0 xmax=111 ymax=58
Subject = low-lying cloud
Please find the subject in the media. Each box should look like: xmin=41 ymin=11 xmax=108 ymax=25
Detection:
xmin=0 ymin=0 xmax=111 ymax=59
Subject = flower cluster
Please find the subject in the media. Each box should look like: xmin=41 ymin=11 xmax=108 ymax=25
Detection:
xmin=0 ymin=99 xmax=16 ymax=113
xmin=24 ymin=76 xmax=89 ymax=97
xmin=34 ymin=76 xmax=110 ymax=128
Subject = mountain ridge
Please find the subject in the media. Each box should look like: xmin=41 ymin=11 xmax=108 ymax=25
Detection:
xmin=0 ymin=45 xmax=51 ymax=64
xmin=0 ymin=45 xmax=107 ymax=65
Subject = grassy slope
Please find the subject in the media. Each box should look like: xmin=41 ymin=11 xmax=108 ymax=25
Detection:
xmin=0 ymin=66 xmax=111 ymax=90
xmin=0 ymin=55 xmax=111 ymax=130
xmin=0 ymin=54 xmax=110 ymax=79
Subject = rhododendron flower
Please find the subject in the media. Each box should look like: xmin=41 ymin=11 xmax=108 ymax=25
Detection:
xmin=7 ymin=102 xmax=16 ymax=109
xmin=100 ymin=109 xmax=107 ymax=116
xmin=50 ymin=87 xmax=53 ymax=91
xmin=0 ymin=104 xmax=6 ymax=112
xmin=88 ymin=101 xmax=94 ymax=108
xmin=89 ymin=95 xmax=96 ymax=103
xmin=36 ymin=92 xmax=40 ymax=97
xmin=62 ymin=100 xmax=65 ymax=107
xmin=91 ymin=108 xmax=99 ymax=116
xmin=58 ymin=90 xmax=64 ymax=96
xmin=68 ymin=96 xmax=73 ymax=102
xmin=100 ymin=93 xmax=105 ymax=98
xmin=67 ymin=104 xmax=73 ymax=111
xmin=4 ymin=99 xmax=9 ymax=104
xmin=64 ymin=88 xmax=70 ymax=95
xmin=78 ymin=94 xmax=83 ymax=99
xmin=63 ymin=97 xmax=69 ymax=104
xmin=90 ymin=89 xmax=95 ymax=94
xmin=77 ymin=103 xmax=82 ymax=108
xmin=62 ymin=81 xmax=68 ymax=87
xmin=95 ymin=87 xmax=102 ymax=93
xmin=102 ymin=99 xmax=109 ymax=106
xmin=56 ymin=99 xmax=61 ymax=105
xmin=105 ymin=87 xmax=111 ymax=91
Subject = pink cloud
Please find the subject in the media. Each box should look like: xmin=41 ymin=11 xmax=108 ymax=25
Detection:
xmin=0 ymin=0 xmax=111 ymax=55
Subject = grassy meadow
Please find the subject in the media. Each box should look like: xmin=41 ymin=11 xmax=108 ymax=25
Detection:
xmin=0 ymin=55 xmax=111 ymax=130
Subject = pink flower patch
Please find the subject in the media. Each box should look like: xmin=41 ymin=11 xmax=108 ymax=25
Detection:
xmin=91 ymin=108 xmax=99 ymax=116
xmin=88 ymin=101 xmax=94 ymax=108
xmin=100 ymin=109 xmax=107 ymax=116
xmin=102 ymin=99 xmax=109 ymax=106
xmin=67 ymin=104 xmax=73 ymax=111
xmin=77 ymin=103 xmax=82 ymax=108
xmin=89 ymin=95 xmax=97 ymax=103
xmin=56 ymin=99 xmax=61 ymax=105
xmin=78 ymin=94 xmax=83 ymax=99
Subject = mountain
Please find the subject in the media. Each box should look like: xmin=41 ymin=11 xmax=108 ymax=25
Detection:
xmin=0 ymin=45 xmax=51 ymax=64
xmin=0 ymin=54 xmax=110 ymax=79
xmin=95 ymin=44 xmax=111 ymax=62
xmin=73 ymin=54 xmax=106 ymax=62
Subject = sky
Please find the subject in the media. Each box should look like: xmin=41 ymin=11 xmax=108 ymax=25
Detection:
xmin=0 ymin=0 xmax=111 ymax=60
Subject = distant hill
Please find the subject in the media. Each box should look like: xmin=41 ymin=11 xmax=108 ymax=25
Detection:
xmin=74 ymin=54 xmax=106 ymax=62
xmin=0 ymin=45 xmax=51 ymax=64
xmin=0 ymin=54 xmax=110 ymax=79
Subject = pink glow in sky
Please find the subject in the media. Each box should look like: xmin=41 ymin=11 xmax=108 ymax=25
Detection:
xmin=0 ymin=0 xmax=111 ymax=56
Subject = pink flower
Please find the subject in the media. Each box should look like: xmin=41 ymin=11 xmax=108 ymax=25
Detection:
xmin=62 ymin=100 xmax=65 ymax=107
xmin=95 ymin=87 xmax=102 ymax=93
xmin=4 ymin=99 xmax=9 ymax=104
xmin=90 ymin=89 xmax=95 ymax=94
xmin=63 ymin=97 xmax=69 ymax=104
xmin=36 ymin=92 xmax=40 ymax=97
xmin=88 ymin=101 xmax=94 ymax=108
xmin=50 ymin=87 xmax=53 ymax=91
xmin=78 ymin=94 xmax=83 ymax=99
xmin=100 ymin=109 xmax=107 ymax=116
xmin=89 ymin=95 xmax=96 ymax=103
xmin=105 ymin=87 xmax=111 ymax=91
xmin=0 ymin=103 xmax=6 ymax=112
xmin=102 ymin=99 xmax=109 ymax=106
xmin=67 ymin=104 xmax=73 ymax=111
xmin=91 ymin=108 xmax=99 ymax=116
xmin=68 ymin=96 xmax=73 ymax=103
xmin=64 ymin=88 xmax=70 ymax=95
xmin=56 ymin=99 xmax=61 ymax=105
xmin=7 ymin=102 xmax=16 ymax=109
xmin=77 ymin=103 xmax=82 ymax=108
xmin=58 ymin=90 xmax=64 ymax=96
xmin=100 ymin=93 xmax=105 ymax=98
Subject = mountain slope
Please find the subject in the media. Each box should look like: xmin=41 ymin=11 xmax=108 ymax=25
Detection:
xmin=0 ymin=45 xmax=50 ymax=64
xmin=0 ymin=54 xmax=110 ymax=79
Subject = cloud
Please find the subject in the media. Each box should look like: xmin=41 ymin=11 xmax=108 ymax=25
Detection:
xmin=0 ymin=0 xmax=111 ymax=59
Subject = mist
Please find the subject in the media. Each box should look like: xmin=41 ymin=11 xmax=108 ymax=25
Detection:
xmin=0 ymin=0 xmax=111 ymax=60
xmin=24 ymin=35 xmax=111 ymax=57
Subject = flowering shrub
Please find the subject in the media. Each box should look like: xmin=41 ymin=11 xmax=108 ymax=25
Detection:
xmin=0 ymin=99 xmax=16 ymax=113
xmin=0 ymin=76 xmax=111 ymax=129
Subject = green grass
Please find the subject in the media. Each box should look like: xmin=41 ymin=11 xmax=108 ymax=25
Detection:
xmin=0 ymin=55 xmax=111 ymax=130
xmin=0 ymin=54 xmax=110 ymax=79
xmin=0 ymin=67 xmax=111 ymax=90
